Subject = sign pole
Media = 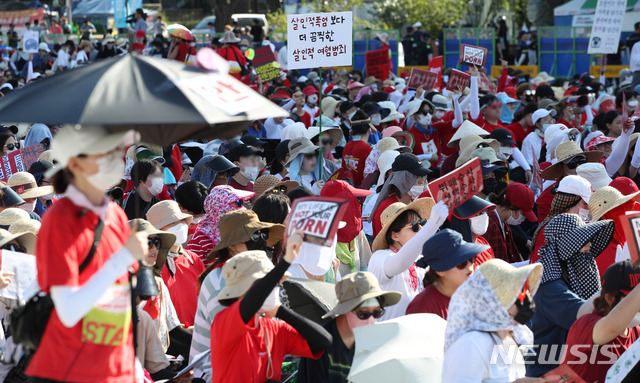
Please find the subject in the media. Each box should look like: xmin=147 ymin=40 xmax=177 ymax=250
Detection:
xmin=318 ymin=67 xmax=323 ymax=181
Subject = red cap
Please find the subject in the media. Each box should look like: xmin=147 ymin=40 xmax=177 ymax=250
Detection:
xmin=303 ymin=85 xmax=317 ymax=96
xmin=324 ymin=84 xmax=336 ymax=94
xmin=610 ymin=177 xmax=640 ymax=196
xmin=506 ymin=183 xmax=537 ymax=222
xmin=320 ymin=180 xmax=373 ymax=198
xmin=270 ymin=89 xmax=292 ymax=100
xmin=383 ymin=85 xmax=397 ymax=93
xmin=135 ymin=30 xmax=146 ymax=38
xmin=504 ymin=86 xmax=517 ymax=99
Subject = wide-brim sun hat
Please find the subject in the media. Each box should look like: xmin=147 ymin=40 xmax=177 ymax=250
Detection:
xmin=576 ymin=163 xmax=612 ymax=192
xmin=416 ymin=228 xmax=489 ymax=271
xmin=377 ymin=150 xmax=400 ymax=187
xmin=0 ymin=208 xmax=31 ymax=227
xmin=447 ymin=120 xmax=490 ymax=148
xmin=8 ymin=219 xmax=41 ymax=236
xmin=322 ymin=271 xmax=401 ymax=319
xmin=452 ymin=196 xmax=496 ymax=219
xmin=378 ymin=101 xmax=405 ymax=123
xmin=589 ymin=186 xmax=640 ymax=222
xmin=544 ymin=213 xmax=615 ymax=261
xmin=0 ymin=228 xmax=36 ymax=254
xmin=286 ymin=137 xmax=319 ymax=166
xmin=478 ymin=259 xmax=543 ymax=308
xmin=220 ymin=30 xmax=241 ymax=44
xmin=146 ymin=200 xmax=193 ymax=230
xmin=541 ymin=141 xmax=603 ymax=181
xmin=456 ymin=134 xmax=500 ymax=167
xmin=129 ymin=218 xmax=176 ymax=257
xmin=382 ymin=126 xmax=415 ymax=149
xmin=7 ymin=172 xmax=53 ymax=200
xmin=0 ymin=187 xmax=25 ymax=209
xmin=377 ymin=137 xmax=410 ymax=154
xmin=306 ymin=125 xmax=343 ymax=150
xmin=372 ymin=197 xmax=436 ymax=253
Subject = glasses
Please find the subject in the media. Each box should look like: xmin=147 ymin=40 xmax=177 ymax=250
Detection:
xmin=456 ymin=257 xmax=476 ymax=270
xmin=2 ymin=243 xmax=26 ymax=253
xmin=250 ymin=231 xmax=269 ymax=242
xmin=4 ymin=143 xmax=20 ymax=151
xmin=148 ymin=237 xmax=162 ymax=249
xmin=353 ymin=308 xmax=385 ymax=320
xmin=270 ymin=186 xmax=288 ymax=194
xmin=321 ymin=139 xmax=332 ymax=146
xmin=405 ymin=218 xmax=427 ymax=233
xmin=565 ymin=156 xmax=587 ymax=170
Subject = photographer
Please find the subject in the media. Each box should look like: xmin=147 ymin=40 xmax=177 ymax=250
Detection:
xmin=130 ymin=8 xmax=147 ymax=34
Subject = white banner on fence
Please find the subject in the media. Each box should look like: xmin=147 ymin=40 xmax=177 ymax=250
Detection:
xmin=587 ymin=0 xmax=626 ymax=54
xmin=287 ymin=12 xmax=353 ymax=70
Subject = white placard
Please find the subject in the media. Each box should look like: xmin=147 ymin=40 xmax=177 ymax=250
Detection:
xmin=0 ymin=250 xmax=37 ymax=300
xmin=587 ymin=0 xmax=626 ymax=54
xmin=23 ymin=30 xmax=40 ymax=54
xmin=287 ymin=12 xmax=353 ymax=70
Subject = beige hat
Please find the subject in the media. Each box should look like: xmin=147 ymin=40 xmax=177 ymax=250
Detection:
xmin=541 ymin=141 xmax=603 ymax=181
xmin=216 ymin=250 xmax=289 ymax=301
xmin=364 ymin=76 xmax=382 ymax=89
xmin=0 ymin=208 xmax=31 ymax=226
xmin=208 ymin=210 xmax=285 ymax=261
xmin=146 ymin=200 xmax=193 ymax=230
xmin=589 ymin=186 xmax=640 ymax=222
xmin=0 ymin=228 xmax=36 ymax=255
xmin=447 ymin=120 xmax=490 ymax=148
xmin=478 ymin=259 xmax=543 ymax=308
xmin=286 ymin=137 xmax=318 ymax=166
xmin=377 ymin=137 xmax=410 ymax=154
xmin=377 ymin=150 xmax=400 ymax=187
xmin=534 ymin=71 xmax=555 ymax=85
xmin=253 ymin=175 xmax=281 ymax=199
xmin=103 ymin=35 xmax=116 ymax=44
xmin=130 ymin=218 xmax=176 ymax=273
xmin=372 ymin=197 xmax=436 ymax=252
xmin=375 ymin=32 xmax=390 ymax=46
xmin=306 ymin=125 xmax=344 ymax=150
xmin=38 ymin=150 xmax=53 ymax=162
xmin=321 ymin=97 xmax=340 ymax=119
xmin=8 ymin=219 xmax=41 ymax=236
xmin=455 ymin=134 xmax=500 ymax=167
xmin=220 ymin=30 xmax=241 ymax=44
xmin=7 ymin=172 xmax=53 ymax=200
xmin=322 ymin=271 xmax=401 ymax=319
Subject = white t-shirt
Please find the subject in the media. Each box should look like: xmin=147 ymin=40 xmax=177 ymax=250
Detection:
xmin=76 ymin=50 xmax=89 ymax=64
xmin=56 ymin=49 xmax=70 ymax=69
xmin=367 ymin=248 xmax=425 ymax=321
xmin=442 ymin=331 xmax=526 ymax=383
xmin=521 ymin=131 xmax=542 ymax=167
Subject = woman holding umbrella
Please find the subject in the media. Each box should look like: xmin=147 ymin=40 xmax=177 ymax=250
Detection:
xmin=167 ymin=25 xmax=196 ymax=64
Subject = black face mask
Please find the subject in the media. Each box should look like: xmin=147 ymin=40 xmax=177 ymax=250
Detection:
xmin=483 ymin=178 xmax=498 ymax=194
xmin=245 ymin=237 xmax=267 ymax=252
xmin=514 ymin=294 xmax=536 ymax=325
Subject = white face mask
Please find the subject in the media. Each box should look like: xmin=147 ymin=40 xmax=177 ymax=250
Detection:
xmin=307 ymin=94 xmax=318 ymax=105
xmin=418 ymin=114 xmax=432 ymax=127
xmin=166 ymin=222 xmax=189 ymax=245
xmin=295 ymin=238 xmax=337 ymax=276
xmin=241 ymin=166 xmax=259 ymax=181
xmin=628 ymin=100 xmax=639 ymax=108
xmin=19 ymin=202 xmax=35 ymax=214
xmin=506 ymin=211 xmax=526 ymax=226
xmin=499 ymin=146 xmax=513 ymax=159
xmin=408 ymin=184 xmax=424 ymax=200
xmin=86 ymin=152 xmax=125 ymax=191
xmin=371 ymin=114 xmax=382 ymax=126
xmin=470 ymin=213 xmax=489 ymax=235
xmin=578 ymin=207 xmax=590 ymax=222
xmin=147 ymin=177 xmax=164 ymax=196
xmin=259 ymin=287 xmax=281 ymax=313
xmin=434 ymin=110 xmax=445 ymax=120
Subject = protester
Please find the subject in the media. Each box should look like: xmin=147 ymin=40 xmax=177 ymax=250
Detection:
xmin=448 ymin=195 xmax=497 ymax=266
xmin=123 ymin=158 xmax=164 ymax=219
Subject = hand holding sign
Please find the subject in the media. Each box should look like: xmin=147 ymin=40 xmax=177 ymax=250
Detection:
xmin=427 ymin=158 xmax=483 ymax=209
xmin=285 ymin=230 xmax=304 ymax=263
xmin=460 ymin=44 xmax=488 ymax=67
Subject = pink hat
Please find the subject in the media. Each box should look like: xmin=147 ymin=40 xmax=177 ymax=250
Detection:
xmin=586 ymin=135 xmax=615 ymax=152
xmin=347 ymin=80 xmax=364 ymax=89
xmin=382 ymin=126 xmax=415 ymax=150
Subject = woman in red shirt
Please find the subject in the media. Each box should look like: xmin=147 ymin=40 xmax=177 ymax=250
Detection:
xmin=27 ymin=126 xmax=148 ymax=382
xmin=168 ymin=36 xmax=196 ymax=64
xmin=216 ymin=31 xmax=246 ymax=80
xmin=449 ymin=196 xmax=497 ymax=267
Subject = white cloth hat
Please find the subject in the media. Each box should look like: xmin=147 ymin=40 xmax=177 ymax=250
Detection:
xmin=583 ymin=131 xmax=604 ymax=149
xmin=413 ymin=22 xmax=422 ymax=28
xmin=557 ymin=175 xmax=593 ymax=203
xmin=532 ymin=108 xmax=557 ymax=126
xmin=377 ymin=150 xmax=400 ymax=187
xmin=544 ymin=123 xmax=578 ymax=147
xmin=576 ymin=163 xmax=612 ymax=191
xmin=38 ymin=42 xmax=50 ymax=52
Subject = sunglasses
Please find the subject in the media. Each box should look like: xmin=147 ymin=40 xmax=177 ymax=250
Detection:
xmin=270 ymin=186 xmax=288 ymax=194
xmin=2 ymin=243 xmax=26 ymax=253
xmin=353 ymin=308 xmax=385 ymax=320
xmin=148 ymin=237 xmax=162 ymax=249
xmin=565 ymin=156 xmax=587 ymax=170
xmin=456 ymin=257 xmax=476 ymax=270
xmin=321 ymin=139 xmax=332 ymax=146
xmin=250 ymin=231 xmax=269 ymax=242
xmin=4 ymin=143 xmax=20 ymax=150
xmin=405 ymin=218 xmax=427 ymax=233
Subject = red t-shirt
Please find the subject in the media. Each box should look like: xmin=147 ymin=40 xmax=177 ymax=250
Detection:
xmin=185 ymin=229 xmax=215 ymax=267
xmin=530 ymin=230 xmax=546 ymax=264
xmin=469 ymin=115 xmax=505 ymax=133
xmin=175 ymin=43 xmax=196 ymax=63
xmin=562 ymin=313 xmax=640 ymax=383
xmin=596 ymin=240 xmax=619 ymax=280
xmin=507 ymin=121 xmax=531 ymax=146
xmin=474 ymin=235 xmax=495 ymax=266
xmin=341 ymin=140 xmax=372 ymax=187
xmin=405 ymin=284 xmax=451 ymax=319
xmin=537 ymin=181 xmax=560 ymax=222
xmin=407 ymin=120 xmax=454 ymax=162
xmin=229 ymin=177 xmax=254 ymax=192
xmin=210 ymin=301 xmax=322 ymax=382
xmin=161 ymin=249 xmax=205 ymax=327
xmin=50 ymin=26 xmax=63 ymax=34
xmin=372 ymin=194 xmax=400 ymax=237
xmin=27 ymin=198 xmax=135 ymax=382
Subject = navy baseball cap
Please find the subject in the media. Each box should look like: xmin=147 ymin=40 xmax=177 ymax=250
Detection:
xmin=392 ymin=153 xmax=431 ymax=177
xmin=453 ymin=196 xmax=497 ymax=220
xmin=416 ymin=229 xmax=489 ymax=271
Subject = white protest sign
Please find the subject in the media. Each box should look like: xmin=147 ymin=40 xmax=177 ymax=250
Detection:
xmin=23 ymin=30 xmax=40 ymax=53
xmin=0 ymin=250 xmax=37 ymax=301
xmin=285 ymin=197 xmax=349 ymax=247
xmin=287 ymin=12 xmax=353 ymax=70
xmin=587 ymin=0 xmax=626 ymax=54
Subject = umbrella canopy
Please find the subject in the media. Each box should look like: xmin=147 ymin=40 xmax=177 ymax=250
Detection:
xmin=0 ymin=54 xmax=286 ymax=146
xmin=167 ymin=24 xmax=194 ymax=41
xmin=282 ymin=278 xmax=337 ymax=325
xmin=348 ymin=314 xmax=447 ymax=383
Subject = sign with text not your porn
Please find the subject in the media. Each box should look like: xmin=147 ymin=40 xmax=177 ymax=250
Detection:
xmin=287 ymin=12 xmax=353 ymax=70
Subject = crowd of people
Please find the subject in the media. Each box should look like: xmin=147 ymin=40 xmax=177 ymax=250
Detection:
xmin=1 ymin=14 xmax=640 ymax=383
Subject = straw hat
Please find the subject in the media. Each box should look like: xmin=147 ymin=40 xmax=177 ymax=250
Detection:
xmin=534 ymin=71 xmax=555 ymax=84
xmin=7 ymin=172 xmax=53 ymax=200
xmin=478 ymin=259 xmax=543 ymax=308
xmin=208 ymin=210 xmax=285 ymax=261
xmin=589 ymin=186 xmax=640 ymax=222
xmin=220 ymin=31 xmax=241 ymax=44
xmin=146 ymin=200 xmax=193 ymax=230
xmin=306 ymin=124 xmax=344 ymax=150
xmin=377 ymin=137 xmax=410 ymax=154
xmin=322 ymin=271 xmax=401 ymax=319
xmin=8 ymin=219 xmax=41 ymax=236
xmin=447 ymin=120 xmax=490 ymax=148
xmin=321 ymin=97 xmax=340 ymax=118
xmin=0 ymin=228 xmax=36 ymax=254
xmin=216 ymin=250 xmax=289 ymax=301
xmin=254 ymin=175 xmax=299 ymax=198
xmin=38 ymin=150 xmax=53 ymax=162
xmin=372 ymin=197 xmax=436 ymax=252
xmin=0 ymin=208 xmax=31 ymax=227
xmin=378 ymin=101 xmax=404 ymax=123
xmin=286 ymin=137 xmax=318 ymax=166
xmin=541 ymin=141 xmax=603 ymax=180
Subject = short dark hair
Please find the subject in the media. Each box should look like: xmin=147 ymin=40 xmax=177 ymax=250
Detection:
xmin=252 ymin=194 xmax=291 ymax=224
xmin=131 ymin=159 xmax=162 ymax=186
xmin=175 ymin=181 xmax=208 ymax=215
xmin=604 ymin=110 xmax=621 ymax=125
xmin=385 ymin=210 xmax=420 ymax=247
xmin=535 ymin=85 xmax=555 ymax=100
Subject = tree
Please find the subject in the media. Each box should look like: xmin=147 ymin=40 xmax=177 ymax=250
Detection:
xmin=373 ymin=0 xmax=469 ymax=38
xmin=303 ymin=0 xmax=364 ymax=14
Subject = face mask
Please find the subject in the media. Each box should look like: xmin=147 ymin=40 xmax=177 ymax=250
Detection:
xmin=506 ymin=211 xmax=526 ymax=226
xmin=296 ymin=239 xmax=337 ymax=276
xmin=86 ymin=152 xmax=125 ymax=191
xmin=418 ymin=114 xmax=432 ymax=127
xmin=514 ymin=294 xmax=536 ymax=325
xmin=241 ymin=166 xmax=259 ymax=181
xmin=499 ymin=146 xmax=513 ymax=159
xmin=259 ymin=287 xmax=281 ymax=313
xmin=470 ymin=213 xmax=489 ymax=235
xmin=483 ymin=178 xmax=498 ymax=194
xmin=147 ymin=177 xmax=164 ymax=196
xmin=19 ymin=202 xmax=35 ymax=214
xmin=371 ymin=114 xmax=381 ymax=126
xmin=166 ymin=222 xmax=188 ymax=245
xmin=541 ymin=124 xmax=551 ymax=133
xmin=434 ymin=110 xmax=445 ymax=120
xmin=629 ymin=100 xmax=639 ymax=108
xmin=308 ymin=94 xmax=318 ymax=105
xmin=408 ymin=184 xmax=424 ymax=200
xmin=578 ymin=208 xmax=590 ymax=222
xmin=345 ymin=310 xmax=376 ymax=329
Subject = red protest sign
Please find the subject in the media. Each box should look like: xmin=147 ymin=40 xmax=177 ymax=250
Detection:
xmin=460 ymin=44 xmax=488 ymax=67
xmin=252 ymin=46 xmax=281 ymax=82
xmin=542 ymin=365 xmax=586 ymax=383
xmin=0 ymin=9 xmax=43 ymax=30
xmin=428 ymin=56 xmax=443 ymax=90
xmin=407 ymin=68 xmax=437 ymax=91
xmin=0 ymin=144 xmax=46 ymax=182
xmin=284 ymin=197 xmax=349 ymax=247
xmin=365 ymin=49 xmax=390 ymax=81
xmin=445 ymin=69 xmax=471 ymax=91
xmin=478 ymin=71 xmax=496 ymax=93
xmin=427 ymin=158 xmax=482 ymax=209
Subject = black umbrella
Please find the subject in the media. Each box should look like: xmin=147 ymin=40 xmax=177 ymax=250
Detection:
xmin=0 ymin=54 xmax=286 ymax=145
xmin=282 ymin=278 xmax=337 ymax=325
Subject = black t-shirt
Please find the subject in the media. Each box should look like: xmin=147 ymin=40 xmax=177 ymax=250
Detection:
xmin=123 ymin=189 xmax=160 ymax=220
xmin=250 ymin=25 xmax=264 ymax=42
xmin=298 ymin=319 xmax=354 ymax=383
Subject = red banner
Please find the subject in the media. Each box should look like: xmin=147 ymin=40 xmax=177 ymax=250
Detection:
xmin=428 ymin=56 xmax=443 ymax=90
xmin=407 ymin=68 xmax=437 ymax=91
xmin=0 ymin=144 xmax=46 ymax=182
xmin=446 ymin=69 xmax=470 ymax=92
xmin=365 ymin=49 xmax=390 ymax=81
xmin=542 ymin=365 xmax=586 ymax=383
xmin=0 ymin=9 xmax=44 ymax=30
xmin=427 ymin=158 xmax=482 ymax=209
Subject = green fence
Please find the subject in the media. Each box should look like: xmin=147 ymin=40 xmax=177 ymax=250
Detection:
xmin=537 ymin=26 xmax=592 ymax=78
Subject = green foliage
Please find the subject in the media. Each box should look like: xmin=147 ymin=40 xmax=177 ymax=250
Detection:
xmin=303 ymin=0 xmax=364 ymax=13
xmin=267 ymin=8 xmax=289 ymax=32
xmin=373 ymin=0 xmax=469 ymax=38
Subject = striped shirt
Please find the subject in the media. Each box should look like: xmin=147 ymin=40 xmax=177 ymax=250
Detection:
xmin=186 ymin=230 xmax=215 ymax=267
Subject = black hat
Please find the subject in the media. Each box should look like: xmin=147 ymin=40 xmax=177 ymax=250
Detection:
xmin=339 ymin=100 xmax=355 ymax=114
xmin=241 ymin=134 xmax=266 ymax=148
xmin=218 ymin=138 xmax=244 ymax=156
xmin=489 ymin=128 xmax=516 ymax=146
xmin=0 ymin=186 xmax=25 ymax=208
xmin=452 ymin=196 xmax=497 ymax=220
xmin=287 ymin=186 xmax=314 ymax=203
xmin=275 ymin=139 xmax=291 ymax=160
xmin=0 ymin=125 xmax=18 ymax=135
xmin=227 ymin=145 xmax=256 ymax=163
xmin=106 ymin=186 xmax=124 ymax=200
xmin=391 ymin=153 xmax=431 ymax=177
xmin=206 ymin=155 xmax=240 ymax=176
xmin=27 ymin=160 xmax=54 ymax=184
xmin=602 ymin=260 xmax=640 ymax=294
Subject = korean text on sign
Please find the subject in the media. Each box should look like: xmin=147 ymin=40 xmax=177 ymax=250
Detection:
xmin=427 ymin=158 xmax=483 ymax=209
xmin=445 ymin=69 xmax=470 ymax=92
xmin=252 ymin=46 xmax=280 ymax=82
xmin=407 ymin=68 xmax=437 ymax=90
xmin=587 ymin=0 xmax=626 ymax=54
xmin=365 ymin=49 xmax=391 ymax=81
xmin=287 ymin=12 xmax=353 ymax=70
